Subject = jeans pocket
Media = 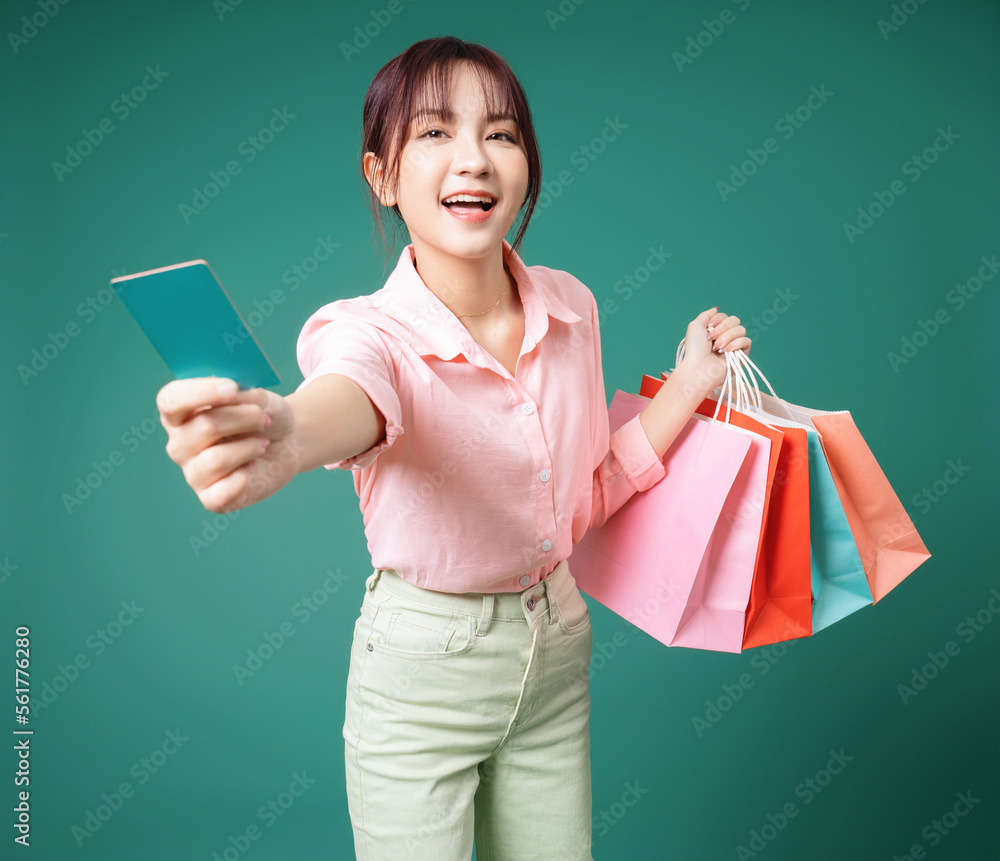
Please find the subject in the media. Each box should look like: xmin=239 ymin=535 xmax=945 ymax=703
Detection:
xmin=557 ymin=581 xmax=592 ymax=636
xmin=366 ymin=593 xmax=476 ymax=661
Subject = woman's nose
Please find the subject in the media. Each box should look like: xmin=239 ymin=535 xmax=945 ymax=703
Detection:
xmin=451 ymin=130 xmax=492 ymax=175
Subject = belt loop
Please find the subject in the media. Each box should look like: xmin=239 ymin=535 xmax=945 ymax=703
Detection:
xmin=545 ymin=563 xmax=561 ymax=625
xmin=367 ymin=569 xmax=382 ymax=593
xmin=477 ymin=593 xmax=494 ymax=636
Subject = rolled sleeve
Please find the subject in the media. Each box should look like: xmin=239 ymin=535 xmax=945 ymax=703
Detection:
xmin=609 ymin=412 xmax=666 ymax=492
xmin=296 ymin=304 xmax=404 ymax=471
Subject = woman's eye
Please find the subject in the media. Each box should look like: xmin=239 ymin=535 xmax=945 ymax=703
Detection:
xmin=420 ymin=128 xmax=445 ymax=139
xmin=489 ymin=131 xmax=517 ymax=143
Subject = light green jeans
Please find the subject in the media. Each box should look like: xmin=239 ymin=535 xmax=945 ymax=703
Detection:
xmin=343 ymin=560 xmax=594 ymax=861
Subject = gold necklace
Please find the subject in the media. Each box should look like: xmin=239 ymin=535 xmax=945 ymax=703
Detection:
xmin=457 ymin=268 xmax=511 ymax=319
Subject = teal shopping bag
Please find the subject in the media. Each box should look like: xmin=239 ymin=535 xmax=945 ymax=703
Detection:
xmin=801 ymin=430 xmax=873 ymax=632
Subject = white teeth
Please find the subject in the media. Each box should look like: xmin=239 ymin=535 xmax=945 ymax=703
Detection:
xmin=443 ymin=194 xmax=494 ymax=204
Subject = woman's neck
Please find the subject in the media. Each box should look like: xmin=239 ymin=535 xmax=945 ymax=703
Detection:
xmin=410 ymin=241 xmax=514 ymax=320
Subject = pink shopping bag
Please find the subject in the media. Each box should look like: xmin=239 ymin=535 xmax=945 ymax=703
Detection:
xmin=570 ymin=391 xmax=772 ymax=653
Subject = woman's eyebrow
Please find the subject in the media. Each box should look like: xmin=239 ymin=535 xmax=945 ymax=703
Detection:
xmin=412 ymin=107 xmax=518 ymax=126
xmin=412 ymin=107 xmax=452 ymax=124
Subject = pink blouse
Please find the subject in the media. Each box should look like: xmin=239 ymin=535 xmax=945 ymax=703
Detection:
xmin=296 ymin=240 xmax=665 ymax=593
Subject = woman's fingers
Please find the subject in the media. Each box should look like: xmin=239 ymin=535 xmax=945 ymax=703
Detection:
xmin=181 ymin=434 xmax=271 ymax=497
xmin=162 ymin=403 xmax=269 ymax=465
xmin=157 ymin=377 xmax=241 ymax=428
xmin=707 ymin=314 xmax=750 ymax=352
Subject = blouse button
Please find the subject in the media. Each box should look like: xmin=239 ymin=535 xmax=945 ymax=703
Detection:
xmin=519 ymin=574 xmax=531 ymax=587
xmin=538 ymin=469 xmax=551 ymax=483
xmin=520 ymin=403 xmax=535 ymax=415
xmin=541 ymin=540 xmax=554 ymax=552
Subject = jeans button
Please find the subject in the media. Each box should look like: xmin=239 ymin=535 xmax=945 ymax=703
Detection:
xmin=526 ymin=597 xmax=536 ymax=611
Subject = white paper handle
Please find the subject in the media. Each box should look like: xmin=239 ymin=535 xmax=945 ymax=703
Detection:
xmin=672 ymin=335 xmax=791 ymax=424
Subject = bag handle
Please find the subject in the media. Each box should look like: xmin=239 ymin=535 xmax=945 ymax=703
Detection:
xmin=674 ymin=335 xmax=793 ymax=424
xmin=675 ymin=336 xmax=753 ymax=423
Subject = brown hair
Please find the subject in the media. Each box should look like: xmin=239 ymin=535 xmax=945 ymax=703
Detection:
xmin=361 ymin=36 xmax=542 ymax=262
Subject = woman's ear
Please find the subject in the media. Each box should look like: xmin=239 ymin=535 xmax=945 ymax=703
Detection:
xmin=363 ymin=152 xmax=396 ymax=207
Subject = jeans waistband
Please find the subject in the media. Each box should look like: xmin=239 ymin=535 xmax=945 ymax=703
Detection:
xmin=367 ymin=560 xmax=574 ymax=628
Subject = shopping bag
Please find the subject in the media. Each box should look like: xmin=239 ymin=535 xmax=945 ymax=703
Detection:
xmin=758 ymin=392 xmax=930 ymax=602
xmin=742 ymin=421 xmax=812 ymax=646
xmin=639 ymin=374 xmax=811 ymax=648
xmin=570 ymin=390 xmax=771 ymax=653
xmin=722 ymin=356 xmax=873 ymax=634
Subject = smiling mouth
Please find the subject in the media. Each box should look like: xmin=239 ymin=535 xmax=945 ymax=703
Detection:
xmin=442 ymin=196 xmax=496 ymax=212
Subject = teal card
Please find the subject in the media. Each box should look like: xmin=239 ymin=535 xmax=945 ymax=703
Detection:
xmin=112 ymin=260 xmax=280 ymax=389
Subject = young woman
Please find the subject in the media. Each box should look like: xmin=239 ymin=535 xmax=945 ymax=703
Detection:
xmin=157 ymin=36 xmax=750 ymax=861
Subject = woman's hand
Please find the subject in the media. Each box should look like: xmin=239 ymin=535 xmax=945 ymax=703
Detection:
xmin=676 ymin=307 xmax=752 ymax=397
xmin=638 ymin=308 xmax=752 ymax=458
xmin=156 ymin=378 xmax=300 ymax=513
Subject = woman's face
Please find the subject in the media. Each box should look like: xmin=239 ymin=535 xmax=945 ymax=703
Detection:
xmin=388 ymin=62 xmax=529 ymax=266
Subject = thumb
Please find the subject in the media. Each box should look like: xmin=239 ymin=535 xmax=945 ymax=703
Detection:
xmin=683 ymin=308 xmax=719 ymax=356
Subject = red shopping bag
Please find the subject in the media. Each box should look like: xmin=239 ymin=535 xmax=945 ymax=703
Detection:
xmin=641 ymin=374 xmax=812 ymax=648
xmin=571 ymin=390 xmax=771 ymax=653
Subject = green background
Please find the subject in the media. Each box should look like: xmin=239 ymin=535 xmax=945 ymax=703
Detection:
xmin=3 ymin=0 xmax=998 ymax=859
